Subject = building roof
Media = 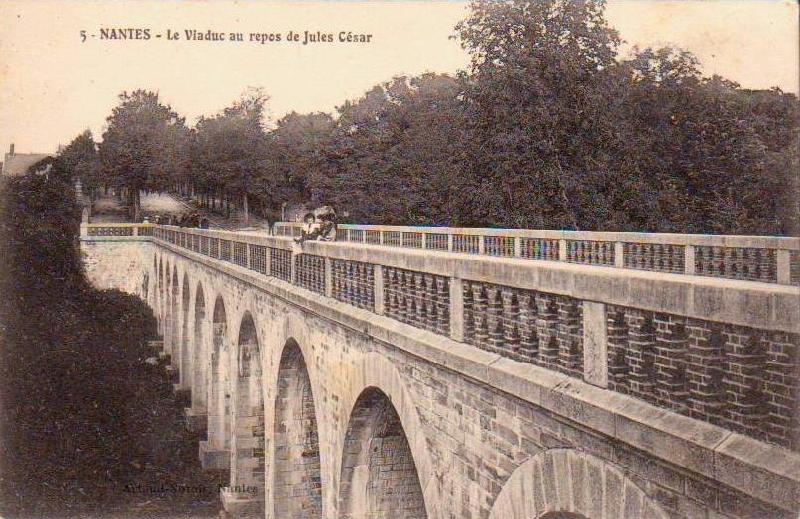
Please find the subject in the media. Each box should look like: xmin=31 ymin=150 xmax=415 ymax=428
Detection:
xmin=1 ymin=153 xmax=51 ymax=177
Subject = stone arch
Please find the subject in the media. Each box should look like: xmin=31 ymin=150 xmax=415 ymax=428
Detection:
xmin=180 ymin=273 xmax=191 ymax=391
xmin=338 ymin=386 xmax=428 ymax=519
xmin=229 ymin=312 xmax=266 ymax=513
xmin=209 ymin=295 xmax=231 ymax=451
xmin=191 ymin=282 xmax=207 ymax=411
xmin=335 ymin=352 xmax=440 ymax=519
xmin=272 ymin=338 xmax=322 ymax=518
xmin=487 ymin=448 xmax=669 ymax=519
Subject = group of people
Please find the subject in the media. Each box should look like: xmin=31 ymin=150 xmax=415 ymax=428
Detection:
xmin=295 ymin=206 xmax=338 ymax=244
xmin=146 ymin=213 xmax=209 ymax=228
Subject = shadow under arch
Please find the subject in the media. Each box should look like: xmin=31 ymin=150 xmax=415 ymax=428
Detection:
xmin=170 ymin=265 xmax=179 ymax=357
xmin=157 ymin=258 xmax=164 ymax=335
xmin=148 ymin=253 xmax=157 ymax=306
xmin=487 ymin=448 xmax=669 ymax=519
xmin=180 ymin=273 xmax=191 ymax=391
xmin=164 ymin=261 xmax=172 ymax=349
xmin=272 ymin=338 xmax=322 ymax=519
xmin=209 ymin=295 xmax=230 ymax=451
xmin=338 ymin=386 xmax=427 ymax=519
xmin=165 ymin=261 xmax=173 ymax=351
xmin=191 ymin=282 xmax=207 ymax=411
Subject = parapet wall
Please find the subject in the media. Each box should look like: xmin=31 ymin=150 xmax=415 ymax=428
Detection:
xmin=82 ymin=222 xmax=800 ymax=450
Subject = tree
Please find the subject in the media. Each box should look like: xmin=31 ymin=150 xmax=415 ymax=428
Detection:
xmin=310 ymin=73 xmax=466 ymax=225
xmin=98 ymin=90 xmax=187 ymax=221
xmin=59 ymin=130 xmax=100 ymax=199
xmin=617 ymin=47 xmax=799 ymax=234
xmin=452 ymin=0 xmax=799 ymax=234
xmin=456 ymin=0 xmax=630 ymax=230
xmin=258 ymin=111 xmax=334 ymax=221
xmin=191 ymin=89 xmax=269 ymax=224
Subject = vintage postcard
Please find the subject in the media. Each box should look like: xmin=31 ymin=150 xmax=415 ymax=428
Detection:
xmin=0 ymin=1 xmax=798 ymax=518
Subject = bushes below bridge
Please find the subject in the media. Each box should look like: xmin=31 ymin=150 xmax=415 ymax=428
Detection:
xmin=0 ymin=160 xmax=196 ymax=516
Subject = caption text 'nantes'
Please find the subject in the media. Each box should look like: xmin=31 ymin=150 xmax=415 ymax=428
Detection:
xmin=81 ymin=28 xmax=373 ymax=44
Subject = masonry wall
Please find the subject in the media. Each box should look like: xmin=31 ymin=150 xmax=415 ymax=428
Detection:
xmin=82 ymin=240 xmax=800 ymax=519
xmin=82 ymin=240 xmax=153 ymax=298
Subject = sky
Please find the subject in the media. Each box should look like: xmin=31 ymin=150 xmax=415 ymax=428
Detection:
xmin=0 ymin=0 xmax=797 ymax=155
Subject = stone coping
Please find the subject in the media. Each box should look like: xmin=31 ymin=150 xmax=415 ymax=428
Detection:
xmin=150 ymin=239 xmax=800 ymax=511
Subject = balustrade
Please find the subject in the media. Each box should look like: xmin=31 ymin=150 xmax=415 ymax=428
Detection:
xmin=82 ymin=222 xmax=800 ymax=451
xmin=695 ymin=245 xmax=777 ymax=283
xmin=331 ymin=259 xmax=374 ymax=310
xmin=384 ymin=267 xmax=449 ymax=336
xmin=87 ymin=226 xmax=134 ymax=236
xmin=249 ymin=245 xmax=268 ymax=275
xmin=269 ymin=248 xmax=291 ymax=282
xmin=295 ymin=254 xmax=325 ymax=294
xmin=273 ymin=222 xmax=799 ymax=286
xmin=606 ymin=306 xmax=799 ymax=449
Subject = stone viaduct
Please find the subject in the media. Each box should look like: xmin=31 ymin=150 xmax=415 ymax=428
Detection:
xmin=80 ymin=222 xmax=800 ymax=519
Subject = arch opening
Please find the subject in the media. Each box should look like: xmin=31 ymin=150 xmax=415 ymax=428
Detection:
xmin=338 ymin=387 xmax=427 ymax=519
xmin=272 ymin=339 xmax=322 ymax=518
xmin=149 ymin=254 xmax=156 ymax=306
xmin=170 ymin=265 xmax=179 ymax=358
xmin=230 ymin=312 xmax=265 ymax=510
xmin=209 ymin=296 xmax=230 ymax=450
xmin=164 ymin=262 xmax=172 ymax=352
xmin=142 ymin=271 xmax=150 ymax=304
xmin=180 ymin=274 xmax=192 ymax=391
xmin=192 ymin=283 xmax=207 ymax=411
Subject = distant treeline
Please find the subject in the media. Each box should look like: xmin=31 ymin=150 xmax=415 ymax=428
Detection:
xmin=65 ymin=0 xmax=798 ymax=235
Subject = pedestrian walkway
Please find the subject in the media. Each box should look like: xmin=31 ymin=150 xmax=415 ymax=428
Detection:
xmin=89 ymin=191 xmax=272 ymax=232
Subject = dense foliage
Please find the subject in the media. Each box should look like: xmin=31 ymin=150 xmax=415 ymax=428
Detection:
xmin=0 ymin=158 xmax=159 ymax=515
xmin=98 ymin=91 xmax=188 ymax=221
xmin=78 ymin=0 xmax=799 ymax=234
